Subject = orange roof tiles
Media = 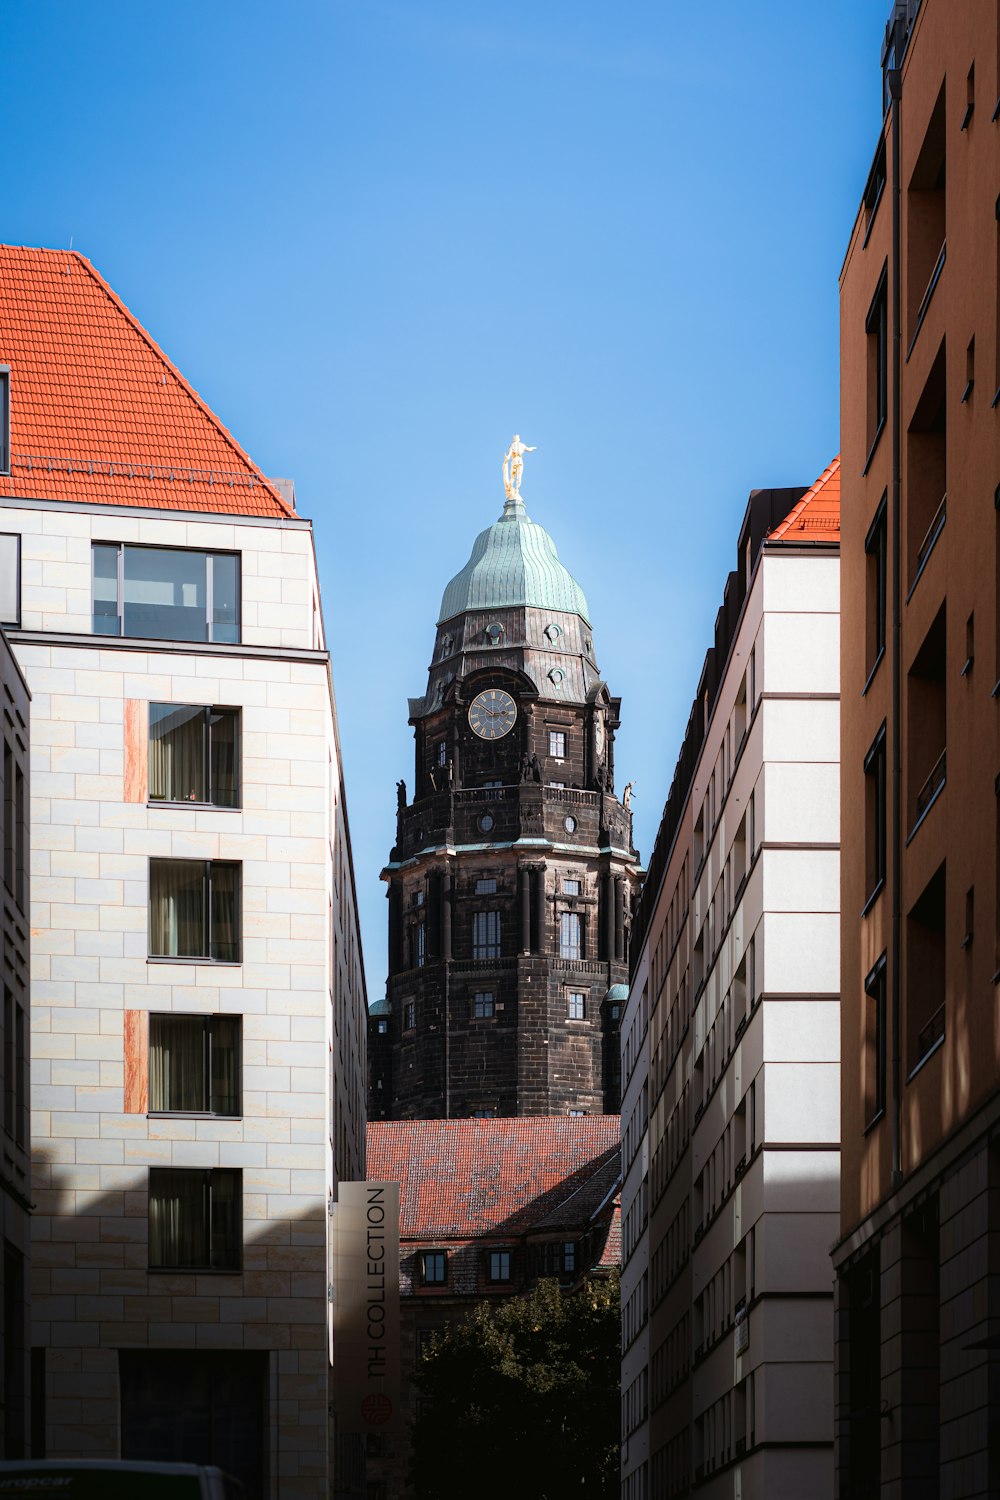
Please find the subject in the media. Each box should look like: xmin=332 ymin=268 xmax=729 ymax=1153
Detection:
xmin=768 ymin=455 xmax=841 ymax=543
xmin=366 ymin=1117 xmax=620 ymax=1240
xmin=0 ymin=246 xmax=292 ymax=519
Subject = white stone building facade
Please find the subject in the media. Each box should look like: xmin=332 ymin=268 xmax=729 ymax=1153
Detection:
xmin=621 ymin=468 xmax=841 ymax=1499
xmin=0 ymin=247 xmax=367 ymax=1500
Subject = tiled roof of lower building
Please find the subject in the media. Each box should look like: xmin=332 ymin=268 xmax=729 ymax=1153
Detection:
xmin=767 ymin=455 xmax=841 ymax=543
xmin=0 ymin=246 xmax=293 ymax=519
xmin=366 ymin=1116 xmax=620 ymax=1239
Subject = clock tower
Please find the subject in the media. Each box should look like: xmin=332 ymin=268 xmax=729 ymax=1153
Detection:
xmin=370 ymin=452 xmax=641 ymax=1120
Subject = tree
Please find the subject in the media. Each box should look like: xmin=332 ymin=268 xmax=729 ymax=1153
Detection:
xmin=410 ymin=1273 xmax=620 ymax=1500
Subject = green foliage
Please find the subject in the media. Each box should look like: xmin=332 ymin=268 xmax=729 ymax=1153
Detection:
xmin=410 ymin=1273 xmax=620 ymax=1500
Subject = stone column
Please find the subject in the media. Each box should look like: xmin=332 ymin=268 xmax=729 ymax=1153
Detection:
xmin=603 ymin=872 xmax=615 ymax=963
xmin=441 ymin=866 xmax=453 ymax=960
xmin=519 ymin=866 xmax=532 ymax=953
xmin=615 ymin=875 xmax=626 ymax=962
xmin=388 ymin=881 xmax=403 ymax=974
xmin=534 ymin=866 xmax=547 ymax=955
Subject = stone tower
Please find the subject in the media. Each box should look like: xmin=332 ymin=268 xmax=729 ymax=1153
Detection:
xmin=369 ymin=468 xmax=641 ymax=1120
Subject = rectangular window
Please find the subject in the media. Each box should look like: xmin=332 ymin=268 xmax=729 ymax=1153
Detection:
xmin=549 ymin=731 xmax=566 ymax=759
xmin=866 ymin=266 xmax=889 ymax=456
xmin=148 ymin=1167 xmax=241 ymax=1271
xmin=3 ymin=989 xmax=12 ymax=1140
xmin=864 ymin=725 xmax=887 ymax=903
xmin=567 ymin=990 xmax=586 ymax=1020
xmin=488 ymin=1251 xmax=511 ymax=1283
xmin=563 ymin=879 xmax=581 ymax=896
xmin=0 ymin=534 xmax=20 ymax=627
xmin=149 ymin=1014 xmax=241 ymax=1116
xmin=92 ymin=544 xmax=240 ymax=643
xmin=403 ymin=1001 xmax=415 ymax=1031
xmin=473 ymin=991 xmax=495 ymax=1019
xmin=421 ymin=1251 xmax=447 ymax=1285
xmin=149 ymin=705 xmax=239 ymax=808
xmin=415 ymin=922 xmax=426 ymax=968
xmin=149 ymin=859 xmax=240 ymax=963
xmin=473 ymin=910 xmax=501 ymax=960
xmin=906 ymin=862 xmax=946 ymax=1074
xmin=865 ymin=955 xmax=887 ymax=1127
xmin=560 ymin=911 xmax=583 ymax=960
xmin=475 ymin=878 xmax=498 ymax=895
xmin=865 ymin=497 xmax=887 ymax=681
xmin=437 ymin=740 xmax=448 ymax=766
xmin=563 ymin=1241 xmax=576 ymax=1273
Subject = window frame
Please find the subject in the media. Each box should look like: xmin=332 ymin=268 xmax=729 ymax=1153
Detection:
xmin=472 ymin=991 xmax=495 ymax=1019
xmin=0 ymin=533 xmax=20 ymax=628
xmin=420 ymin=1250 xmax=447 ymax=1286
xmin=559 ymin=910 xmax=583 ymax=961
xmin=487 ymin=1249 xmax=512 ymax=1284
xmin=863 ymin=724 xmax=888 ymax=911
xmin=864 ymin=954 xmax=888 ymax=1131
xmin=864 ymin=265 xmax=889 ymax=469
xmin=148 ymin=703 xmax=240 ymax=809
xmin=0 ymin=368 xmax=9 ymax=476
xmin=92 ymin=542 xmax=241 ymax=644
xmin=567 ymin=990 xmax=586 ymax=1021
xmin=472 ymin=909 xmax=501 ymax=960
xmin=147 ymin=1166 xmax=242 ymax=1273
xmin=147 ymin=1012 xmax=242 ymax=1118
xmin=148 ymin=858 xmax=242 ymax=965
xmin=864 ymin=495 xmax=888 ymax=691
xmin=403 ymin=1000 xmax=416 ymax=1032
xmin=549 ymin=730 xmax=566 ymax=759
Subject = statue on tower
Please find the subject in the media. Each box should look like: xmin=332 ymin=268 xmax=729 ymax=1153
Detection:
xmin=502 ymin=434 xmax=536 ymax=501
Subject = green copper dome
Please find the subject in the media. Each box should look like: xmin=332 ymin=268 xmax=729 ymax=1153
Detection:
xmin=438 ymin=496 xmax=591 ymax=626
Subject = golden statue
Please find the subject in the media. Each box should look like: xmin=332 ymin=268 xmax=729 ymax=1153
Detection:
xmin=502 ymin=434 xmax=536 ymax=501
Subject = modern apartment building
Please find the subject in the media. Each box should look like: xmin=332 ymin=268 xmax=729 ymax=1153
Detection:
xmin=365 ymin=1115 xmax=621 ymax=1498
xmin=622 ymin=466 xmax=841 ymax=1499
xmin=0 ymin=246 xmax=367 ymax=1500
xmin=835 ymin=4 xmax=1000 ymax=1496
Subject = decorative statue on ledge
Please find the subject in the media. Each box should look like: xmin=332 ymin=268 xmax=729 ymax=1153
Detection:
xmin=502 ymin=434 xmax=536 ymax=501
xmin=396 ymin=779 xmax=406 ymax=813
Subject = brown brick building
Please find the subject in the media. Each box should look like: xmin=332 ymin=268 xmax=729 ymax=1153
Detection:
xmin=370 ymin=469 xmax=641 ymax=1120
xmin=834 ymin=3 xmax=1000 ymax=1496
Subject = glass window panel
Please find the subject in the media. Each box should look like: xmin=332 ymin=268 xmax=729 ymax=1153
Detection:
xmin=149 ymin=704 xmax=206 ymax=803
xmin=149 ymin=1015 xmax=206 ymax=1112
xmin=210 ymin=864 xmax=240 ymax=963
xmin=150 ymin=859 xmax=206 ymax=958
xmin=209 ymin=709 xmax=238 ymax=807
xmin=0 ymin=535 xmax=19 ymax=626
xmin=210 ymin=553 xmax=240 ymax=644
xmin=149 ymin=1168 xmax=208 ymax=1269
xmin=210 ymin=1017 xmax=241 ymax=1116
xmin=92 ymin=544 xmax=120 ymax=634
xmin=560 ymin=912 xmax=582 ymax=960
xmin=124 ymin=547 xmax=206 ymax=641
xmin=209 ymin=1169 xmax=240 ymax=1269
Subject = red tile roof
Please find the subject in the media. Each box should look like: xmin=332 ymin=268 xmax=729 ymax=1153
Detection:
xmin=366 ymin=1117 xmax=620 ymax=1240
xmin=0 ymin=246 xmax=293 ymax=519
xmin=768 ymin=455 xmax=841 ymax=543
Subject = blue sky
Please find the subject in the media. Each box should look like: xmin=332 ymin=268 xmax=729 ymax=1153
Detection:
xmin=3 ymin=0 xmax=886 ymax=998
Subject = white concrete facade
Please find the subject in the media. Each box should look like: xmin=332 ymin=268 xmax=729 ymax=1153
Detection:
xmin=3 ymin=495 xmax=366 ymax=1500
xmin=621 ymin=537 xmax=840 ymax=1499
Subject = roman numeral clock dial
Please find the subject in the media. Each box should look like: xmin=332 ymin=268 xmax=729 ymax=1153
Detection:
xmin=468 ymin=689 xmax=518 ymax=740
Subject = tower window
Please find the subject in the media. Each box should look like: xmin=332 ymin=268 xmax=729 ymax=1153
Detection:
xmin=549 ymin=731 xmax=566 ymax=759
xmin=403 ymin=1001 xmax=416 ymax=1031
xmin=563 ymin=879 xmax=581 ymax=896
xmin=473 ymin=991 xmax=495 ymax=1019
xmin=437 ymin=741 xmax=448 ymax=766
xmin=560 ymin=912 xmax=583 ymax=960
xmin=475 ymin=878 xmax=497 ymax=895
xmin=485 ymin=622 xmax=505 ymax=645
xmin=377 ymin=1018 xmax=388 ymax=1035
xmin=567 ymin=991 xmax=586 ymax=1020
xmin=473 ymin=911 xmax=501 ymax=960
xmin=415 ymin=922 xmax=426 ymax=968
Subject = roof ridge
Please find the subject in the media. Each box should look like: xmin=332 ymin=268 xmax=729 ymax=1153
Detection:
xmin=67 ymin=251 xmax=294 ymax=519
xmin=767 ymin=454 xmax=841 ymax=543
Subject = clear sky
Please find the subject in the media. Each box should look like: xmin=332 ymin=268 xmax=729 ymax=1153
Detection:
xmin=3 ymin=0 xmax=886 ymax=1000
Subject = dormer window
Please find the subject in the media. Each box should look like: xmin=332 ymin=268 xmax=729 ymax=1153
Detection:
xmin=0 ymin=368 xmax=9 ymax=475
xmin=485 ymin=622 xmax=505 ymax=645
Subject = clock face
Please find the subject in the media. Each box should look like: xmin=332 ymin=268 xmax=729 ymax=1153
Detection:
xmin=469 ymin=689 xmax=518 ymax=740
xmin=594 ymin=711 xmax=605 ymax=756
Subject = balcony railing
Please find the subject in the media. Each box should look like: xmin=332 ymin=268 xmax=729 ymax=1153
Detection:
xmin=912 ymin=491 xmax=947 ymax=583
xmin=914 ymin=748 xmax=946 ymax=822
xmin=908 ymin=240 xmax=946 ymax=356
xmin=914 ymin=1002 xmax=945 ymax=1066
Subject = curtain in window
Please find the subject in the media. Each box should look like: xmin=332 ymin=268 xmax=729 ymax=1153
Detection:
xmin=149 ymin=1169 xmax=207 ymax=1268
xmin=211 ymin=866 xmax=239 ymax=963
xmin=209 ymin=710 xmax=237 ymax=806
xmin=211 ymin=1017 xmax=240 ymax=1115
xmin=149 ymin=1015 xmax=206 ymax=1112
xmin=209 ymin=1170 xmax=239 ymax=1268
xmin=150 ymin=860 xmax=206 ymax=957
xmin=149 ymin=705 xmax=206 ymax=802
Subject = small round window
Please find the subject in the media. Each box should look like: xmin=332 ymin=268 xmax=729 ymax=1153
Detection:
xmin=564 ymin=815 xmax=577 ymax=834
xmin=548 ymin=668 xmax=564 ymax=685
xmin=479 ymin=812 xmax=495 ymax=834
xmin=486 ymin=622 xmax=505 ymax=645
xmin=544 ymin=622 xmax=563 ymax=643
